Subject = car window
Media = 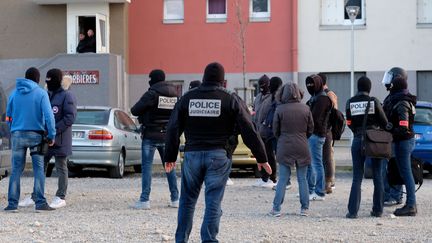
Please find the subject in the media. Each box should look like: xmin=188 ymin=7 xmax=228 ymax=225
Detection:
xmin=414 ymin=107 xmax=432 ymax=125
xmin=75 ymin=109 xmax=110 ymax=125
xmin=115 ymin=111 xmax=138 ymax=132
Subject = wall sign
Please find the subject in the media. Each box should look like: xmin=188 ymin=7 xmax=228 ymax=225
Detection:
xmin=63 ymin=70 xmax=99 ymax=84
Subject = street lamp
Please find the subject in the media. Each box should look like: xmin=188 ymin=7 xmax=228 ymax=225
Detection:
xmin=346 ymin=5 xmax=360 ymax=97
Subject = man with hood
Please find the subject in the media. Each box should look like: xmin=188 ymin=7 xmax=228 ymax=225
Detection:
xmin=255 ymin=77 xmax=283 ymax=188
xmin=382 ymin=67 xmax=417 ymax=216
xmin=252 ymin=74 xmax=270 ymax=124
xmin=269 ymin=82 xmax=313 ymax=217
xmin=4 ymin=67 xmax=56 ymax=212
xmin=131 ymin=69 xmax=179 ymax=210
xmin=164 ymin=62 xmax=271 ymax=243
xmin=18 ymin=69 xmax=77 ymax=209
xmin=305 ymin=74 xmax=332 ymax=201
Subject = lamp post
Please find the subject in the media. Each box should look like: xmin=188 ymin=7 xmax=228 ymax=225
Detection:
xmin=346 ymin=5 xmax=360 ymax=97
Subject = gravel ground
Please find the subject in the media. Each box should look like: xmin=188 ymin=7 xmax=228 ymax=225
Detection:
xmin=0 ymin=169 xmax=431 ymax=243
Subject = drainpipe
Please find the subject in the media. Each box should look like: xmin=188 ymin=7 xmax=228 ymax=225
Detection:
xmin=291 ymin=0 xmax=299 ymax=84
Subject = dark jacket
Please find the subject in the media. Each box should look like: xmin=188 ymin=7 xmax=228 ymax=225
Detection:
xmin=47 ymin=88 xmax=77 ymax=157
xmin=345 ymin=92 xmax=388 ymax=137
xmin=383 ymin=90 xmax=417 ymax=141
xmin=164 ymin=81 xmax=267 ymax=163
xmin=131 ymin=81 xmax=179 ymax=141
xmin=253 ymin=92 xmax=270 ymax=124
xmin=273 ymin=83 xmax=314 ymax=167
xmin=307 ymin=94 xmax=332 ymax=137
xmin=78 ymin=36 xmax=96 ymax=53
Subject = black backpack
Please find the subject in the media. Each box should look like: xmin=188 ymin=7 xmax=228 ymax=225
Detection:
xmin=329 ymin=107 xmax=346 ymax=141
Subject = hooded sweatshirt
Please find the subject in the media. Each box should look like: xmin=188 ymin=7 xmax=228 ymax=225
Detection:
xmin=273 ymin=83 xmax=314 ymax=167
xmin=6 ymin=78 xmax=56 ymax=140
xmin=306 ymin=75 xmax=332 ymax=137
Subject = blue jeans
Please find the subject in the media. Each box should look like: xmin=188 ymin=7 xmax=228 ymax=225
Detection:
xmin=347 ymin=136 xmax=384 ymax=216
xmin=140 ymin=139 xmax=178 ymax=202
xmin=307 ymin=134 xmax=326 ymax=197
xmin=273 ymin=163 xmax=308 ymax=212
xmin=175 ymin=149 xmax=231 ymax=243
xmin=393 ymin=138 xmax=416 ymax=207
xmin=8 ymin=131 xmax=48 ymax=209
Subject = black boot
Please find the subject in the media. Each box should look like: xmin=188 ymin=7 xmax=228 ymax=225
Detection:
xmin=394 ymin=205 xmax=417 ymax=217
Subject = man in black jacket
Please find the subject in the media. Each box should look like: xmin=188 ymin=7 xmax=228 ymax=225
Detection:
xmin=305 ymin=74 xmax=332 ymax=201
xmin=164 ymin=62 xmax=271 ymax=243
xmin=131 ymin=69 xmax=179 ymax=210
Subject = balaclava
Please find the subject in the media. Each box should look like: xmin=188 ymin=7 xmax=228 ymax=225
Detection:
xmin=305 ymin=74 xmax=323 ymax=96
xmin=258 ymin=75 xmax=270 ymax=94
xmin=203 ymin=62 xmax=225 ymax=84
xmin=189 ymin=80 xmax=202 ymax=90
xmin=25 ymin=67 xmax=40 ymax=83
xmin=149 ymin=69 xmax=165 ymax=86
xmin=357 ymin=76 xmax=371 ymax=93
xmin=46 ymin=68 xmax=63 ymax=91
xmin=269 ymin=76 xmax=282 ymax=94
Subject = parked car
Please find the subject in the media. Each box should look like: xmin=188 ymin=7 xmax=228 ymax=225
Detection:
xmin=50 ymin=106 xmax=142 ymax=178
xmin=412 ymin=101 xmax=432 ymax=174
xmin=0 ymin=85 xmax=11 ymax=179
xmin=0 ymin=120 xmax=11 ymax=179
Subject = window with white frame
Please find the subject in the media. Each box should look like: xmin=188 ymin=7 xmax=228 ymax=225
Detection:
xmin=164 ymin=0 xmax=184 ymax=23
xmin=250 ymin=0 xmax=271 ymax=21
xmin=207 ymin=0 xmax=227 ymax=23
xmin=321 ymin=0 xmax=365 ymax=26
xmin=417 ymin=0 xmax=432 ymax=24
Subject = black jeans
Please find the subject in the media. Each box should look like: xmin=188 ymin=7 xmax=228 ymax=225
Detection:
xmin=261 ymin=137 xmax=277 ymax=183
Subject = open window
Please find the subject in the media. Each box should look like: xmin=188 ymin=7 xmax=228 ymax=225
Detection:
xmin=67 ymin=3 xmax=110 ymax=54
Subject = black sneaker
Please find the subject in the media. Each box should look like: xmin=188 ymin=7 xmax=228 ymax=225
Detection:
xmin=35 ymin=204 xmax=55 ymax=212
xmin=394 ymin=205 xmax=417 ymax=217
xmin=346 ymin=213 xmax=357 ymax=219
xmin=4 ymin=205 xmax=18 ymax=213
xmin=370 ymin=211 xmax=382 ymax=217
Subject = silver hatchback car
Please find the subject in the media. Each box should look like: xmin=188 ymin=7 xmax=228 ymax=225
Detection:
xmin=50 ymin=106 xmax=142 ymax=178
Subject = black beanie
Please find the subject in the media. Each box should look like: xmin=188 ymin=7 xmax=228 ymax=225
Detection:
xmin=357 ymin=76 xmax=371 ymax=93
xmin=189 ymin=80 xmax=202 ymax=90
xmin=149 ymin=69 xmax=165 ymax=86
xmin=203 ymin=62 xmax=225 ymax=83
xmin=25 ymin=67 xmax=40 ymax=83
xmin=269 ymin=76 xmax=282 ymax=94
xmin=46 ymin=68 xmax=63 ymax=91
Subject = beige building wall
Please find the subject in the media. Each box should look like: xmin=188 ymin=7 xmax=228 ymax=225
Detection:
xmin=0 ymin=0 xmax=66 ymax=59
xmin=110 ymin=3 xmax=129 ymax=72
xmin=298 ymin=0 xmax=432 ymax=73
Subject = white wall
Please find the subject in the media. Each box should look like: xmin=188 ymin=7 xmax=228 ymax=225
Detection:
xmin=298 ymin=0 xmax=432 ymax=73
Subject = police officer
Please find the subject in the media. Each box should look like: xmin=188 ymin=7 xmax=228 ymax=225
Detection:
xmin=164 ymin=62 xmax=271 ymax=243
xmin=345 ymin=76 xmax=388 ymax=218
xmin=382 ymin=67 xmax=417 ymax=216
xmin=131 ymin=69 xmax=179 ymax=210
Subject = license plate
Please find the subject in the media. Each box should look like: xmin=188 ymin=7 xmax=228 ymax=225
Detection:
xmin=415 ymin=133 xmax=422 ymax=140
xmin=72 ymin=131 xmax=85 ymax=138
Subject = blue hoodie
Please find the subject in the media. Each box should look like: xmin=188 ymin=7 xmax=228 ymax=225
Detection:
xmin=6 ymin=78 xmax=56 ymax=140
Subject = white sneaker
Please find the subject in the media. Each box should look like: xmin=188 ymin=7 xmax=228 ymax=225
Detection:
xmin=49 ymin=196 xmax=66 ymax=209
xmin=18 ymin=196 xmax=35 ymax=207
xmin=309 ymin=192 xmax=325 ymax=201
xmin=133 ymin=200 xmax=150 ymax=210
xmin=168 ymin=200 xmax=179 ymax=208
xmin=261 ymin=180 xmax=276 ymax=189
xmin=252 ymin=179 xmax=265 ymax=187
xmin=226 ymin=178 xmax=234 ymax=186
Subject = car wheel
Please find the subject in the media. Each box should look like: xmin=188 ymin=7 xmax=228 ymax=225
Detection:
xmin=109 ymin=152 xmax=125 ymax=178
xmin=133 ymin=165 xmax=142 ymax=173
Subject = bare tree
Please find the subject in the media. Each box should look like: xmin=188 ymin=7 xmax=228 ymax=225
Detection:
xmin=234 ymin=0 xmax=249 ymax=102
